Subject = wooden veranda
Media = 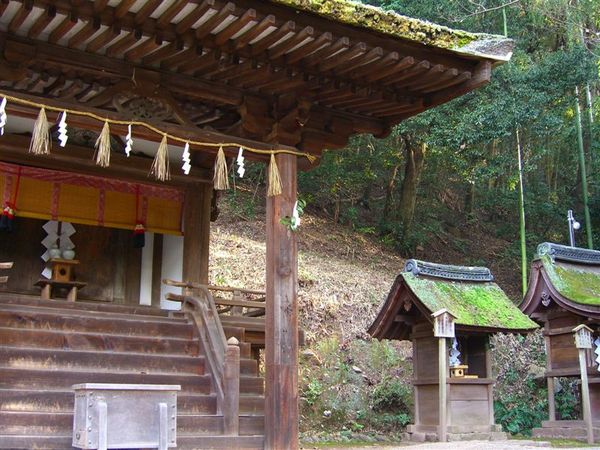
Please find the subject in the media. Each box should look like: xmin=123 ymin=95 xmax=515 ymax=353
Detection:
xmin=0 ymin=1 xmax=512 ymax=448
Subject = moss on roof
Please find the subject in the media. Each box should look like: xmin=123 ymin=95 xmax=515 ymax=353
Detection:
xmin=403 ymin=273 xmax=537 ymax=331
xmin=270 ymin=0 xmax=513 ymax=61
xmin=541 ymin=255 xmax=600 ymax=306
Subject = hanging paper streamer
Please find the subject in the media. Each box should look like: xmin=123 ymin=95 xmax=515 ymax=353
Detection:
xmin=0 ymin=97 xmax=6 ymax=136
xmin=267 ymin=153 xmax=282 ymax=197
xmin=213 ymin=146 xmax=229 ymax=190
xmin=29 ymin=107 xmax=51 ymax=155
xmin=94 ymin=121 xmax=111 ymax=167
xmin=290 ymin=201 xmax=301 ymax=230
xmin=182 ymin=142 xmax=191 ymax=175
xmin=150 ymin=135 xmax=171 ymax=181
xmin=236 ymin=147 xmax=245 ymax=178
xmin=125 ymin=124 xmax=133 ymax=157
xmin=449 ymin=337 xmax=461 ymax=366
xmin=595 ymin=337 xmax=600 ymax=371
xmin=57 ymin=111 xmax=68 ymax=147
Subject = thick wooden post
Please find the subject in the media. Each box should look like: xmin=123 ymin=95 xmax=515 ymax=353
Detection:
xmin=223 ymin=338 xmax=240 ymax=436
xmin=578 ymin=348 xmax=594 ymax=444
xmin=265 ymin=153 xmax=298 ymax=450
xmin=183 ymin=183 xmax=212 ymax=284
xmin=438 ymin=337 xmax=447 ymax=442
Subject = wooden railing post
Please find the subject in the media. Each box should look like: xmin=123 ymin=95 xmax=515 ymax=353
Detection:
xmin=223 ymin=337 xmax=240 ymax=436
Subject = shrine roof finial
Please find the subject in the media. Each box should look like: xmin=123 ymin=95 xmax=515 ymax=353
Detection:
xmin=404 ymin=259 xmax=494 ymax=282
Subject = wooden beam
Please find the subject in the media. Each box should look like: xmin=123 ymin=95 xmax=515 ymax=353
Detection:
xmin=27 ymin=4 xmax=56 ymax=39
xmin=182 ymin=183 xmax=212 ymax=285
xmin=265 ymin=153 xmax=298 ymax=450
xmin=1 ymin=93 xmax=292 ymax=158
xmin=48 ymin=11 xmax=79 ymax=44
xmin=0 ymin=133 xmax=211 ymax=186
xmin=8 ymin=0 xmax=33 ymax=34
xmin=1 ymin=33 xmax=243 ymax=106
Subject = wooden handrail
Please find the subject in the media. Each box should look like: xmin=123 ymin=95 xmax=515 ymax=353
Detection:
xmin=163 ymin=279 xmax=265 ymax=296
xmin=165 ymin=285 xmax=240 ymax=434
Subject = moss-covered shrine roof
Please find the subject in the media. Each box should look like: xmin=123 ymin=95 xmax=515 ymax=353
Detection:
xmin=271 ymin=0 xmax=513 ymax=61
xmin=369 ymin=260 xmax=537 ymax=340
xmin=403 ymin=271 xmax=537 ymax=330
xmin=536 ymin=243 xmax=600 ymax=306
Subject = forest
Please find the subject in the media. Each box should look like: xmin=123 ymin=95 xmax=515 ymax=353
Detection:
xmin=295 ymin=0 xmax=600 ymax=284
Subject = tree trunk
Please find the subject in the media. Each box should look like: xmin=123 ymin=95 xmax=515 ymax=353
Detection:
xmin=398 ymin=139 xmax=426 ymax=239
xmin=383 ymin=163 xmax=400 ymax=222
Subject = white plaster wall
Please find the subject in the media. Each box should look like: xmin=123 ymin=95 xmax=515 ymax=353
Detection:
xmin=160 ymin=234 xmax=184 ymax=310
xmin=138 ymin=232 xmax=154 ymax=306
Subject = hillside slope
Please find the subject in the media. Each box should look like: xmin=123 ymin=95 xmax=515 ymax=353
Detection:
xmin=209 ymin=207 xmax=547 ymax=438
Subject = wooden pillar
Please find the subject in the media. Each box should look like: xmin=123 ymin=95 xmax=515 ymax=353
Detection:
xmin=182 ymin=183 xmax=212 ymax=284
xmin=438 ymin=337 xmax=447 ymax=442
xmin=544 ymin=329 xmax=556 ymax=421
xmin=578 ymin=348 xmax=594 ymax=444
xmin=265 ymin=153 xmax=298 ymax=450
xmin=151 ymin=234 xmax=163 ymax=308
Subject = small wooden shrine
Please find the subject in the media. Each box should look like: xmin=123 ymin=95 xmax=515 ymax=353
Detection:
xmin=369 ymin=259 xmax=537 ymax=442
xmin=521 ymin=242 xmax=600 ymax=443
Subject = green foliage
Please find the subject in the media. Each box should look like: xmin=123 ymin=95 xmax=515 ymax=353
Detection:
xmin=303 ymin=378 xmax=324 ymax=406
xmin=297 ymin=0 xmax=599 ymax=257
xmin=494 ymin=395 xmax=547 ymax=436
xmin=370 ymin=378 xmax=412 ymax=413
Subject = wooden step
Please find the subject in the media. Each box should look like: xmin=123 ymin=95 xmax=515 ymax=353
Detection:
xmin=0 ymin=327 xmax=199 ymax=355
xmin=0 ymin=293 xmax=173 ymax=317
xmin=0 ymin=347 xmax=205 ymax=375
xmin=0 ymin=367 xmax=212 ymax=393
xmin=0 ymin=411 xmax=264 ymax=436
xmin=1 ymin=346 xmax=256 ymax=378
xmin=0 ymin=389 xmax=263 ymax=414
xmin=0 ymin=309 xmax=194 ymax=338
xmin=0 ymin=434 xmax=265 ymax=449
xmin=0 ymin=302 xmax=190 ymax=325
xmin=177 ymin=435 xmax=264 ymax=449
xmin=178 ymin=415 xmax=264 ymax=436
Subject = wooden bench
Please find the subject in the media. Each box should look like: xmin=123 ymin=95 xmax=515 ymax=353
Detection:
xmin=35 ymin=279 xmax=87 ymax=302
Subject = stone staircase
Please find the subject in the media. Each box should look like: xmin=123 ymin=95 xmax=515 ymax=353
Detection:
xmin=0 ymin=294 xmax=265 ymax=449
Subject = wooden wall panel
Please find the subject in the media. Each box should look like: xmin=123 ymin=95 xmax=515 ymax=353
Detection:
xmin=415 ymin=336 xmax=438 ymax=380
xmin=416 ymin=384 xmax=439 ymax=425
xmin=549 ymin=333 xmax=579 ymax=370
xmin=0 ymin=217 xmax=142 ymax=305
xmin=0 ymin=217 xmax=46 ymax=295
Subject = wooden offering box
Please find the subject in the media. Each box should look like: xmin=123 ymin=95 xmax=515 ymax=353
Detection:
xmin=369 ymin=259 xmax=537 ymax=442
xmin=521 ymin=243 xmax=600 ymax=442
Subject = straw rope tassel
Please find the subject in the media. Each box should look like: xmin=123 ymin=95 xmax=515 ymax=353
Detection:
xmin=150 ymin=135 xmax=171 ymax=181
xmin=29 ymin=107 xmax=51 ymax=155
xmin=94 ymin=121 xmax=111 ymax=167
xmin=213 ymin=146 xmax=229 ymax=190
xmin=267 ymin=153 xmax=282 ymax=197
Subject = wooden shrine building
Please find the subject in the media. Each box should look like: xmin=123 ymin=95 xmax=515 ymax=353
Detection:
xmin=369 ymin=259 xmax=537 ymax=442
xmin=521 ymin=242 xmax=600 ymax=443
xmin=0 ymin=0 xmax=512 ymax=448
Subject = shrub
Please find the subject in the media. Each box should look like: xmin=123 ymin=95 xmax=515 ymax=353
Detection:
xmin=370 ymin=377 xmax=412 ymax=414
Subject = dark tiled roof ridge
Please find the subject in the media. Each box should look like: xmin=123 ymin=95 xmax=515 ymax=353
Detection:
xmin=404 ymin=259 xmax=494 ymax=282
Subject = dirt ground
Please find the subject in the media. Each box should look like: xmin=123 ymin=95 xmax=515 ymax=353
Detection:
xmin=300 ymin=441 xmax=600 ymax=450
